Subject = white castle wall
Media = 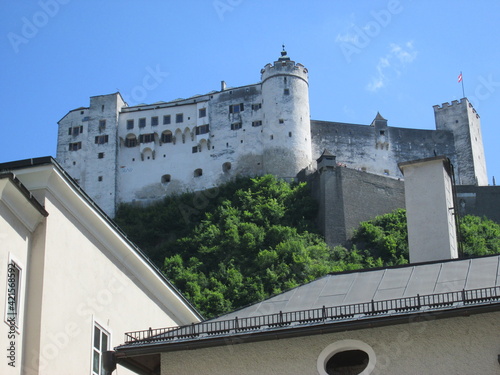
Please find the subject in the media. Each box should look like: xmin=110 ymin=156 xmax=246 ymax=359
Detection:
xmin=56 ymin=53 xmax=488 ymax=218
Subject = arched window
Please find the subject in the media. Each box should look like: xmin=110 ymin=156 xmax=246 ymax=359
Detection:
xmin=194 ymin=168 xmax=203 ymax=177
xmin=161 ymin=130 xmax=173 ymax=143
xmin=222 ymin=162 xmax=231 ymax=173
xmin=125 ymin=134 xmax=137 ymax=147
xmin=317 ymin=340 xmax=376 ymax=375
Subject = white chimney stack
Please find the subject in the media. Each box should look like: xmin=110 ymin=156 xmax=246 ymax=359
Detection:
xmin=399 ymin=156 xmax=459 ymax=263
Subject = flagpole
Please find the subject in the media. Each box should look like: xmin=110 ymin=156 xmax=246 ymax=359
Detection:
xmin=460 ymin=71 xmax=465 ymax=98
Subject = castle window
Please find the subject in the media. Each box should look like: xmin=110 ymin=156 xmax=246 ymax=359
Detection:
xmin=139 ymin=133 xmax=155 ymax=143
xmin=125 ymin=135 xmax=138 ymax=147
xmin=161 ymin=174 xmax=171 ymax=183
xmin=192 ymin=146 xmax=198 ymax=153
xmin=196 ymin=124 xmax=210 ymax=135
xmin=252 ymin=103 xmax=262 ymax=110
xmin=98 ymin=152 xmax=104 ymax=159
xmin=279 ymin=119 xmax=284 ymax=124
xmin=284 ymin=89 xmax=290 ymax=95
xmin=98 ymin=176 xmax=103 ymax=182
xmin=161 ymin=130 xmax=173 ymax=143
xmin=99 ymin=120 xmax=106 ymax=130
xmin=379 ymin=130 xmax=385 ymax=136
xmin=194 ymin=168 xmax=203 ymax=177
xmin=229 ymin=103 xmax=244 ymax=113
xmin=151 ymin=116 xmax=159 ymax=126
xmin=139 ymin=118 xmax=146 ymax=128
xmin=101 ymin=105 xmax=104 ymax=112
xmin=163 ymin=115 xmax=171 ymax=125
xmin=127 ymin=119 xmax=134 ymax=130
xmin=199 ymin=108 xmax=207 ymax=118
xmin=176 ymin=113 xmax=184 ymax=123
xmin=69 ymin=142 xmax=81 ymax=151
xmin=69 ymin=126 xmax=84 ymax=136
xmin=231 ymin=122 xmax=242 ymax=130
xmin=289 ymin=132 xmax=292 ymax=137
xmin=252 ymin=120 xmax=262 ymax=127
xmin=223 ymin=162 xmax=231 ymax=173
xmin=80 ymin=110 xmax=84 ymax=115
xmin=95 ymin=135 xmax=109 ymax=144
xmin=270 ymin=135 xmax=274 ymax=140
xmin=384 ymin=169 xmax=389 ymax=175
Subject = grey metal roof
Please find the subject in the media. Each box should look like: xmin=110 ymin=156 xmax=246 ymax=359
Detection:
xmin=216 ymin=255 xmax=500 ymax=320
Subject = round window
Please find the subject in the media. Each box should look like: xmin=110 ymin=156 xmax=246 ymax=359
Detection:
xmin=317 ymin=340 xmax=376 ymax=375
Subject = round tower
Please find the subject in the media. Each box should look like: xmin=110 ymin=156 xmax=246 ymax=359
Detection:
xmin=260 ymin=47 xmax=312 ymax=179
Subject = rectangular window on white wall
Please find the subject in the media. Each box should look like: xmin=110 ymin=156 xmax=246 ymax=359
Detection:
xmin=92 ymin=323 xmax=110 ymax=375
xmin=5 ymin=260 xmax=21 ymax=327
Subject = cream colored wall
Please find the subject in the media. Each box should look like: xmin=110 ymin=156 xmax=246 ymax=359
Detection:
xmin=0 ymin=201 xmax=31 ymax=375
xmin=23 ymin=190 xmax=186 ymax=375
xmin=160 ymin=311 xmax=500 ymax=375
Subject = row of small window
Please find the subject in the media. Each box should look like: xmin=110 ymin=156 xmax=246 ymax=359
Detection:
xmin=230 ymin=120 xmax=263 ymax=130
xmin=125 ymin=126 xmax=209 ymax=147
xmin=68 ymin=121 xmax=106 ymax=136
xmin=126 ymin=108 xmax=207 ymax=130
xmin=229 ymin=103 xmax=262 ymax=114
xmin=161 ymin=163 xmax=231 ymax=183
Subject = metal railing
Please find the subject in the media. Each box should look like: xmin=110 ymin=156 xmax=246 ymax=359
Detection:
xmin=124 ymin=285 xmax=500 ymax=345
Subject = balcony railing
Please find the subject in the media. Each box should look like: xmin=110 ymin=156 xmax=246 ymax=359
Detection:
xmin=124 ymin=285 xmax=500 ymax=345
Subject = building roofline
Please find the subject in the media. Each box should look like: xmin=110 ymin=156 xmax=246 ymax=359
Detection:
xmin=0 ymin=172 xmax=48 ymax=217
xmin=113 ymin=294 xmax=500 ymax=373
xmin=0 ymin=156 xmax=204 ymax=321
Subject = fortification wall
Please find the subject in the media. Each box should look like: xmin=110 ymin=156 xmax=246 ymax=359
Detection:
xmin=311 ymin=120 xmax=457 ymax=180
xmin=311 ymin=166 xmax=405 ymax=246
xmin=456 ymin=185 xmax=500 ymax=223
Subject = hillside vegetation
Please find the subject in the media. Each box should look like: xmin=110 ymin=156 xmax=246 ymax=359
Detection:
xmin=115 ymin=175 xmax=500 ymax=317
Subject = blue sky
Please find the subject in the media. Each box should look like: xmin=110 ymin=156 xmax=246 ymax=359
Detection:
xmin=1 ymin=0 xmax=499 ymax=184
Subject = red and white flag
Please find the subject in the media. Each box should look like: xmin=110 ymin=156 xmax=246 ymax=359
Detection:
xmin=458 ymin=73 xmax=463 ymax=83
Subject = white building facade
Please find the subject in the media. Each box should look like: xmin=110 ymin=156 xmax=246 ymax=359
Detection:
xmin=0 ymin=157 xmax=201 ymax=375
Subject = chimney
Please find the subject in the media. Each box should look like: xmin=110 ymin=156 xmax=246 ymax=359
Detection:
xmin=221 ymin=81 xmax=226 ymax=91
xmin=399 ymin=156 xmax=459 ymax=263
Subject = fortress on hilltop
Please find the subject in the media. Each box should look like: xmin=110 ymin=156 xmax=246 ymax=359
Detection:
xmin=56 ymin=49 xmax=492 ymax=244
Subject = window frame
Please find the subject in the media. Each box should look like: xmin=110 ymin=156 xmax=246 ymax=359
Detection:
xmin=163 ymin=115 xmax=171 ymax=125
xmin=151 ymin=116 xmax=159 ymax=126
xmin=175 ymin=113 xmax=184 ymax=123
xmin=138 ymin=118 xmax=146 ymax=128
xmin=91 ymin=321 xmax=110 ymax=375
xmin=126 ymin=119 xmax=134 ymax=130
xmin=229 ymin=103 xmax=244 ymax=114
xmin=69 ymin=142 xmax=82 ymax=151
xmin=317 ymin=340 xmax=376 ymax=375
xmin=198 ymin=108 xmax=207 ymax=118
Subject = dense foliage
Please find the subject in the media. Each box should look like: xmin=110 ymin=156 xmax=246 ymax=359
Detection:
xmin=115 ymin=177 xmax=500 ymax=318
xmin=116 ymin=175 xmax=339 ymax=317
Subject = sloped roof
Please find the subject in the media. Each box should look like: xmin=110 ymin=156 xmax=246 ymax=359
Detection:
xmin=118 ymin=254 xmax=500 ymax=358
xmin=217 ymin=255 xmax=500 ymax=320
